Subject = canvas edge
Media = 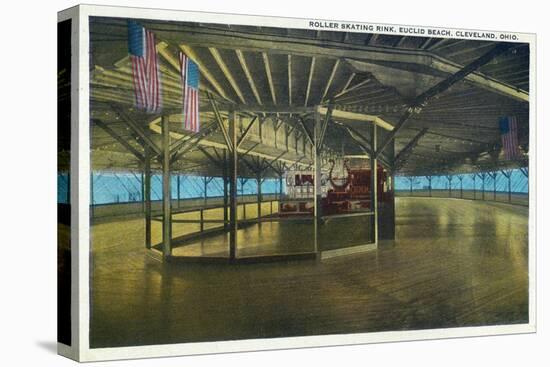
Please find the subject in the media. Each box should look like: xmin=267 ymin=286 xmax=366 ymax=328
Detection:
xmin=56 ymin=5 xmax=79 ymax=362
xmin=59 ymin=3 xmax=537 ymax=362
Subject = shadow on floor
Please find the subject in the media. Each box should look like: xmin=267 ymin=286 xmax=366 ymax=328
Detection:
xmin=35 ymin=340 xmax=58 ymax=354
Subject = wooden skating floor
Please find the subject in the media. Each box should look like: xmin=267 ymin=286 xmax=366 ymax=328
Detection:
xmin=90 ymin=197 xmax=529 ymax=348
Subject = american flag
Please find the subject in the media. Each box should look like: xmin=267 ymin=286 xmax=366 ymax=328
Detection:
xmin=127 ymin=21 xmax=162 ymax=113
xmin=179 ymin=51 xmax=200 ymax=132
xmin=499 ymin=116 xmax=520 ymax=160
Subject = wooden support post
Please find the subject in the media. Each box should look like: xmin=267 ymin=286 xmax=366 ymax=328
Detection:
xmin=162 ymin=115 xmax=172 ymax=258
xmin=501 ymin=170 xmax=512 ymax=203
xmin=458 ymin=175 xmax=464 ymax=198
xmin=508 ymin=173 xmax=512 ymax=203
xmin=229 ymin=111 xmax=238 ymax=260
xmin=447 ymin=175 xmax=452 ymax=197
xmin=203 ymin=176 xmax=208 ymax=207
xmin=223 ymin=149 xmax=229 ymax=231
xmin=257 ymin=173 xmax=262 ymax=222
xmin=200 ymin=209 xmax=204 ymax=232
xmin=473 ymin=174 xmax=477 ymax=200
xmin=314 ymin=107 xmax=322 ymax=254
xmin=373 ymin=123 xmax=378 ymax=244
xmin=141 ymin=171 xmax=145 ymax=213
xmin=279 ymin=173 xmax=284 ymax=200
xmin=480 ymin=173 xmax=486 ymax=201
xmin=144 ymin=146 xmax=152 ymax=249
xmin=426 ymin=176 xmax=432 ymax=197
xmin=177 ymin=174 xmax=181 ymax=208
xmin=492 ymin=172 xmax=497 ymax=201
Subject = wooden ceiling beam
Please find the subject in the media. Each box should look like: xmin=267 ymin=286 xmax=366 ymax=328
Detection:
xmin=393 ymin=128 xmax=429 ymax=170
xmin=236 ymin=116 xmax=259 ymax=149
xmin=93 ymin=119 xmax=145 ymax=162
xmin=320 ymin=59 xmax=340 ymax=103
xmin=288 ymin=54 xmax=293 ymax=106
xmin=262 ymin=52 xmax=277 ymax=105
xmin=375 ymin=43 xmax=517 ymax=158
xmin=395 ymin=36 xmax=408 ymax=48
xmin=333 ymin=78 xmax=371 ymax=99
xmin=338 ymin=72 xmax=356 ymax=95
xmin=150 ymin=28 xmax=527 ymax=102
xmin=179 ymin=44 xmax=234 ymax=103
xmin=304 ymin=57 xmax=316 ymax=106
xmin=319 ymin=107 xmax=395 ymax=131
xmin=235 ymin=49 xmax=263 ymax=105
xmin=208 ymin=47 xmax=246 ymax=104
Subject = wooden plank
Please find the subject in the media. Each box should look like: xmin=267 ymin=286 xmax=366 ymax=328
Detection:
xmin=207 ymin=93 xmax=234 ymax=152
xmin=237 ymin=116 xmax=258 ymax=149
xmin=320 ymin=59 xmax=340 ymax=103
xmin=155 ymin=27 xmax=528 ymax=101
xmin=288 ymin=54 xmax=293 ymax=106
xmin=209 ymin=47 xmax=246 ymax=104
xmin=229 ymin=111 xmax=238 ymax=260
xmin=179 ymin=44 xmax=234 ymax=103
xmin=144 ymin=146 xmax=152 ymax=249
xmin=235 ymin=49 xmax=262 ymax=105
xmin=162 ymin=115 xmax=172 ymax=258
xmin=319 ymin=107 xmax=394 ymax=131
xmin=112 ymin=105 xmax=162 ymax=156
xmin=375 ymin=43 xmax=516 ymax=158
xmin=304 ymin=57 xmax=316 ymax=106
xmin=262 ymin=52 xmax=277 ymax=105
xmin=93 ymin=119 xmax=144 ymax=162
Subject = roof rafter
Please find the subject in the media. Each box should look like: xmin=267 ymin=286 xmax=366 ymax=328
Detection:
xmin=235 ymin=49 xmax=262 ymax=105
xmin=375 ymin=43 xmax=516 ymax=158
xmin=320 ymin=59 xmax=340 ymax=103
xmin=179 ymin=43 xmax=234 ymax=103
xmin=262 ymin=52 xmax=277 ymax=105
xmin=208 ymin=47 xmax=246 ymax=104
xmin=304 ymin=57 xmax=316 ymax=106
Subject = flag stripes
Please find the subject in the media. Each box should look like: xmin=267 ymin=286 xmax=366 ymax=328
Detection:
xmin=128 ymin=21 xmax=162 ymax=113
xmin=499 ymin=116 xmax=520 ymax=160
xmin=179 ymin=51 xmax=200 ymax=132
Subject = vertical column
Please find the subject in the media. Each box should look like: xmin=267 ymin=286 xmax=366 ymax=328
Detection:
xmin=493 ymin=172 xmax=497 ymax=201
xmin=473 ymin=174 xmax=477 ymax=200
xmin=372 ymin=123 xmax=378 ymax=244
xmin=279 ymin=173 xmax=283 ymax=200
xmin=481 ymin=173 xmax=485 ymax=200
xmin=144 ymin=146 xmax=152 ymax=249
xmin=141 ymin=171 xmax=145 ymax=213
xmin=162 ymin=115 xmax=172 ymax=258
xmin=176 ymin=174 xmax=181 ymax=208
xmin=507 ymin=172 xmax=512 ymax=203
xmin=229 ymin=111 xmax=238 ymax=260
xmin=257 ymin=172 xmax=262 ymax=222
xmin=313 ymin=107 xmax=322 ymax=254
xmin=203 ymin=176 xmax=208 ymax=207
xmin=223 ymin=149 xmax=229 ymax=231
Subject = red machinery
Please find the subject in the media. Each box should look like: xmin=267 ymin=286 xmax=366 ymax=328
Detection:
xmin=279 ymin=170 xmax=319 ymax=216
xmin=322 ymin=159 xmax=390 ymax=215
